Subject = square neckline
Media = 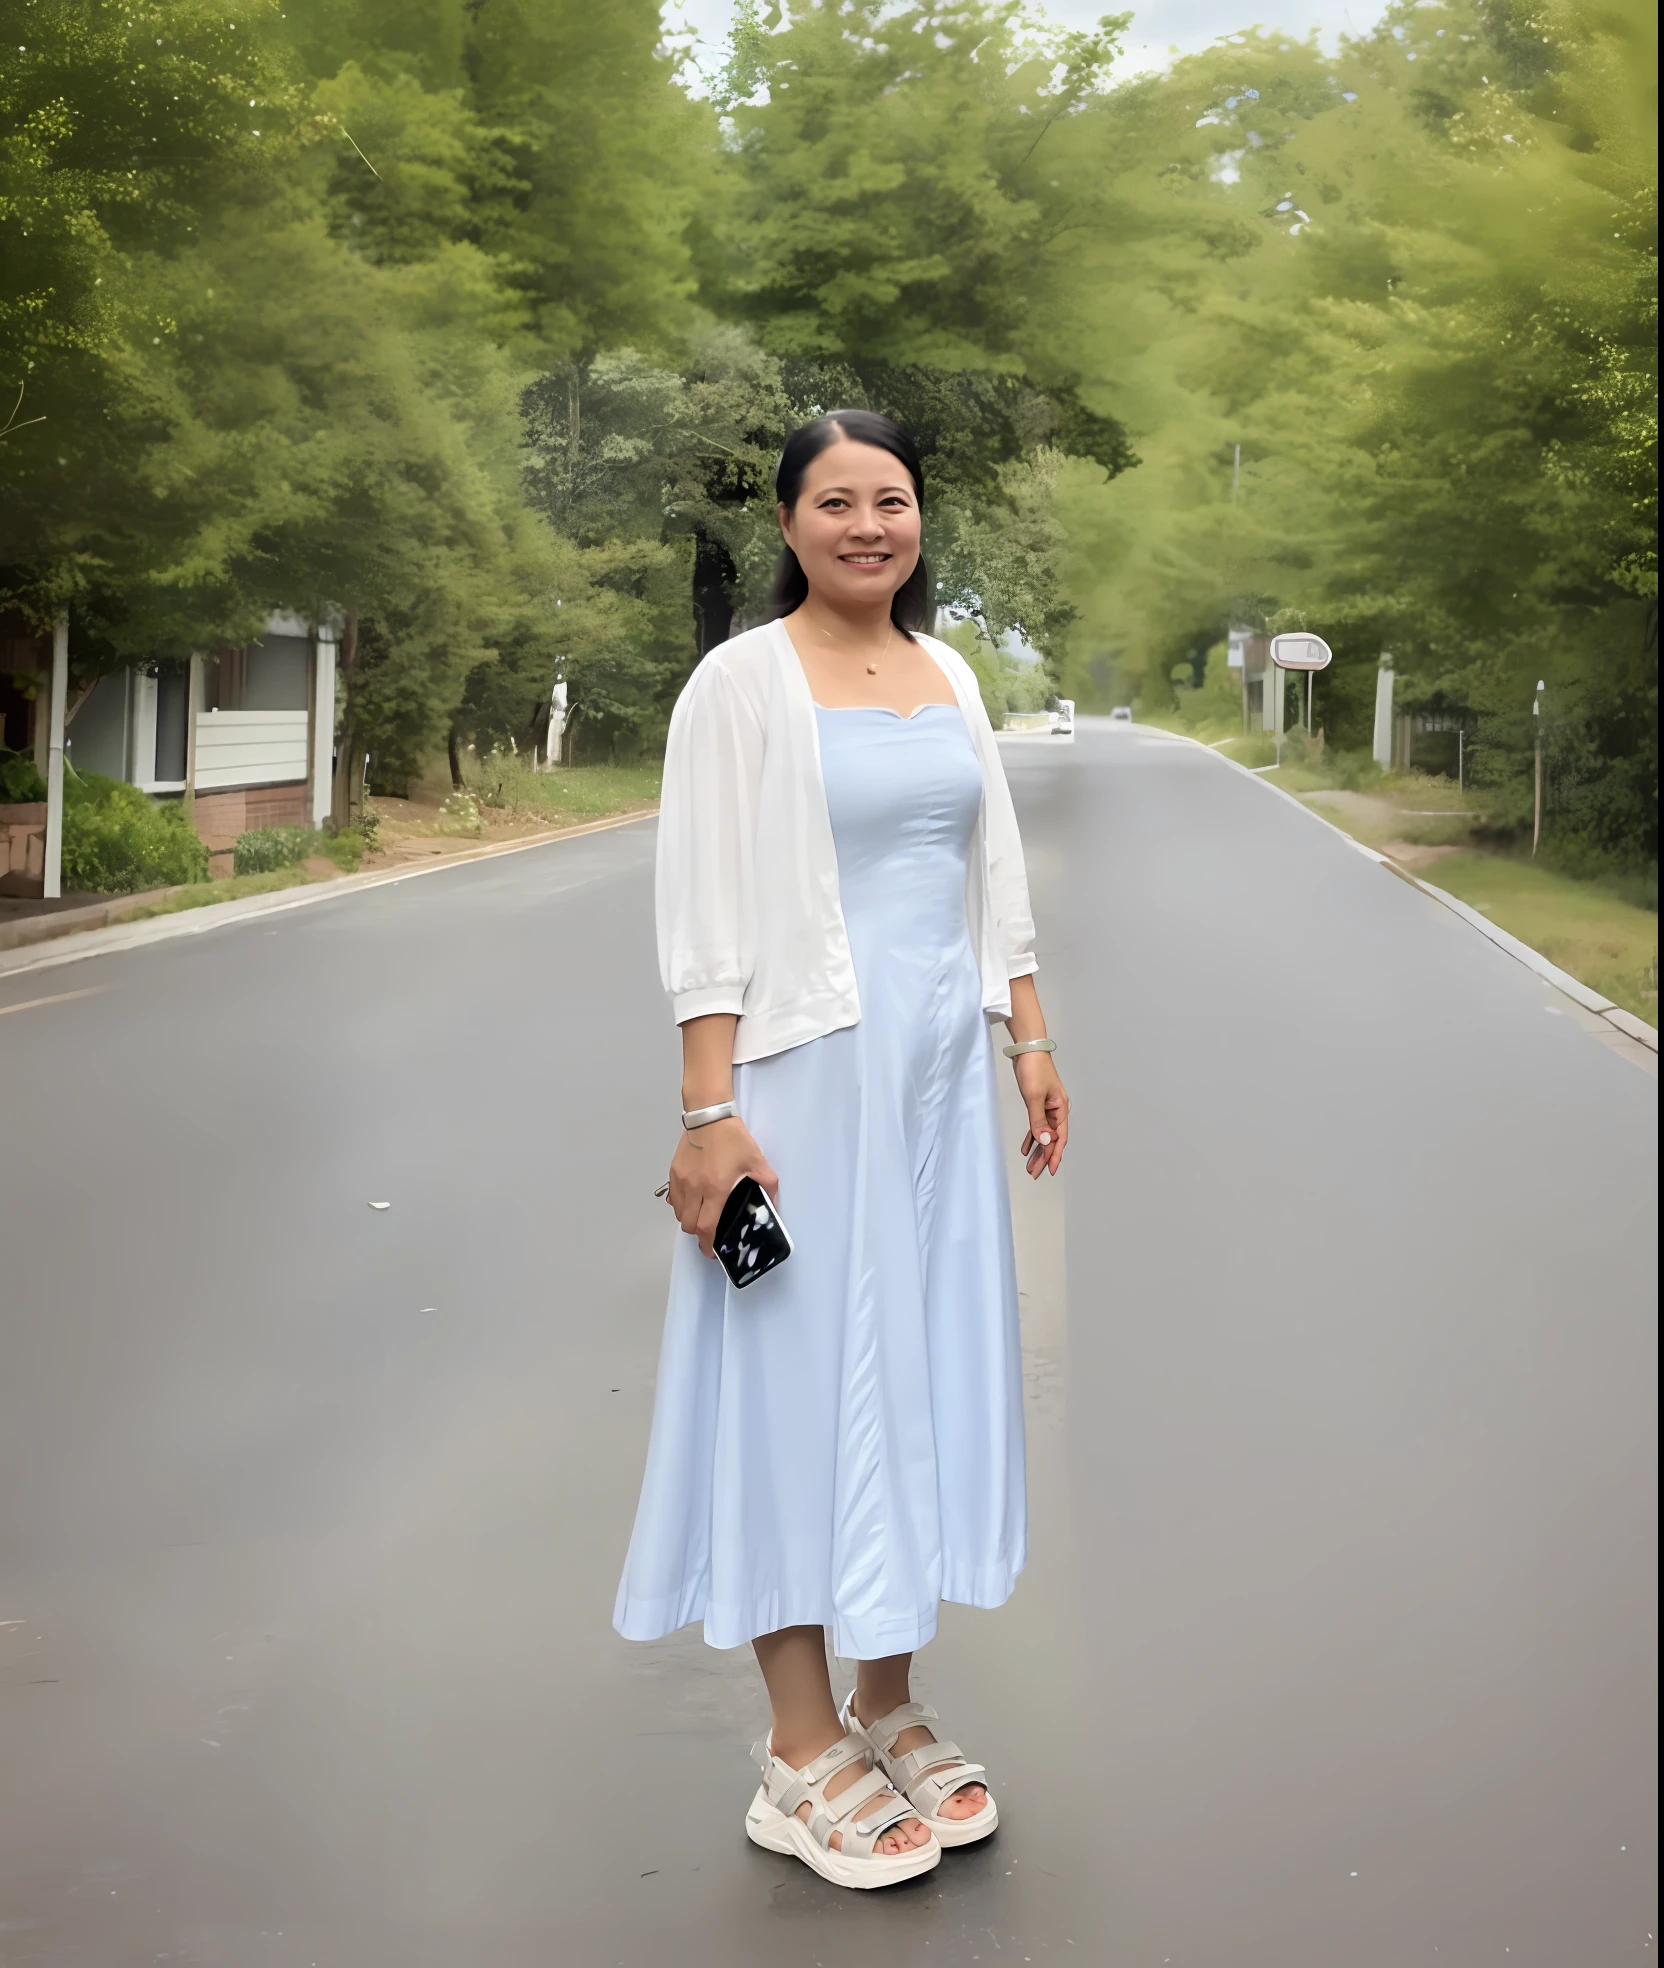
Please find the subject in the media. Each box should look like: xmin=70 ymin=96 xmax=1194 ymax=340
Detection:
xmin=814 ymin=702 xmax=959 ymax=722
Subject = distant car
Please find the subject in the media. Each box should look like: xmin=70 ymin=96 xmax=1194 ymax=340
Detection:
xmin=1109 ymin=706 xmax=1133 ymax=724
xmin=1050 ymin=698 xmax=1075 ymax=735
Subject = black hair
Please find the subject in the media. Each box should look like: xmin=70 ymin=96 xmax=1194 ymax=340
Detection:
xmin=769 ymin=409 xmax=931 ymax=638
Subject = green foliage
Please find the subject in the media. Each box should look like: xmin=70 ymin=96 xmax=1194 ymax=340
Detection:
xmin=1044 ymin=0 xmax=1655 ymax=866
xmin=463 ymin=750 xmax=661 ymax=824
xmin=128 ymin=864 xmax=311 ymax=918
xmin=711 ymin=0 xmax=1126 ymax=368
xmin=1412 ymin=851 xmax=1657 ymax=1022
xmin=1167 ymin=646 xmax=1244 ymax=732
xmin=938 ymin=619 xmax=1053 ymax=725
xmin=703 ymin=5 xmax=1139 ymax=655
xmin=233 ymin=822 xmax=365 ymax=874
xmin=2 ymin=0 xmax=1653 ymax=879
xmin=0 ymin=752 xmax=46 ymax=802
xmin=233 ymin=826 xmax=312 ymax=876
xmin=60 ymin=773 xmax=210 ymax=893
xmin=435 ymin=790 xmax=483 ymax=837
xmin=317 ymin=825 xmax=366 ymax=870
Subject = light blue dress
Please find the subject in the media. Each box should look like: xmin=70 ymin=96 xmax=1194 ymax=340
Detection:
xmin=614 ymin=704 xmax=1027 ymax=1658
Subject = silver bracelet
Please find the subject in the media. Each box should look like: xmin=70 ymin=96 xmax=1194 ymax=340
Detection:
xmin=682 ymin=1100 xmax=739 ymax=1130
xmin=1002 ymin=1038 xmax=1057 ymax=1059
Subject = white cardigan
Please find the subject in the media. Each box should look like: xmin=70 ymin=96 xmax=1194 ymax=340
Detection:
xmin=656 ymin=618 xmax=1038 ymax=1065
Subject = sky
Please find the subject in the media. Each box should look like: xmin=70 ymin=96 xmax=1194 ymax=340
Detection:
xmin=663 ymin=0 xmax=1389 ymax=84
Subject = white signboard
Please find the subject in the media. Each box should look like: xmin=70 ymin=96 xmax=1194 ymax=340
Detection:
xmin=1270 ymin=632 xmax=1333 ymax=672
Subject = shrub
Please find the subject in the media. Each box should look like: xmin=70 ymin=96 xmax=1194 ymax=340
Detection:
xmin=234 ymin=824 xmax=368 ymax=875
xmin=315 ymin=827 xmax=365 ymax=872
xmin=0 ymin=751 xmax=47 ymax=803
xmin=233 ymin=826 xmax=313 ymax=876
xmin=61 ymin=774 xmax=210 ymax=893
xmin=435 ymin=790 xmax=483 ymax=836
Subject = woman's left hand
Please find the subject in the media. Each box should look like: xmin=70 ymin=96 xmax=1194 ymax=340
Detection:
xmin=1014 ymin=1051 xmax=1069 ymax=1178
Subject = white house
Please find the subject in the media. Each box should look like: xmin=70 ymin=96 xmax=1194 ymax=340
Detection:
xmin=65 ymin=612 xmax=338 ymax=868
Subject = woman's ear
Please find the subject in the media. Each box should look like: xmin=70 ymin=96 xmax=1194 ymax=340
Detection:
xmin=777 ymin=501 xmax=793 ymax=546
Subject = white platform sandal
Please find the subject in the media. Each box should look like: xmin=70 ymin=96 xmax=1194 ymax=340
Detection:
xmin=840 ymin=1696 xmax=1000 ymax=1848
xmin=744 ymin=1731 xmax=942 ymax=1889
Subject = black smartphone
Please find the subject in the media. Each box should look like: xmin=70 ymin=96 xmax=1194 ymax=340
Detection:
xmin=712 ymin=1177 xmax=793 ymax=1291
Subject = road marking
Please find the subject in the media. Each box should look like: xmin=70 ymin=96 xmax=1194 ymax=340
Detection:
xmin=0 ymin=985 xmax=110 ymax=1018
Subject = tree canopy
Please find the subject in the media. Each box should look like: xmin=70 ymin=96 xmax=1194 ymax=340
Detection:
xmin=0 ymin=0 xmax=1653 ymax=863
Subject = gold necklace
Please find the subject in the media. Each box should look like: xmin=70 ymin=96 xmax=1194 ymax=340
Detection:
xmin=815 ymin=616 xmax=893 ymax=676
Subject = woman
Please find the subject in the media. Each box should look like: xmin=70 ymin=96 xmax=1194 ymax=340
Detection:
xmin=614 ymin=409 xmax=1069 ymax=1890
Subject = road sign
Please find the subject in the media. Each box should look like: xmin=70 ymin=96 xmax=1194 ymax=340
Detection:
xmin=1270 ymin=632 xmax=1333 ymax=671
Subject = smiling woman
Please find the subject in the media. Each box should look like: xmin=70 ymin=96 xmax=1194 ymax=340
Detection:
xmin=614 ymin=408 xmax=1070 ymax=1890
xmin=770 ymin=409 xmax=933 ymax=646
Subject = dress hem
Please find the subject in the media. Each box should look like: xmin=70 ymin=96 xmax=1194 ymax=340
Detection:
xmin=613 ymin=1547 xmax=1027 ymax=1658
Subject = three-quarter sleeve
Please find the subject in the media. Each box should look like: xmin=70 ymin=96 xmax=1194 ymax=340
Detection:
xmin=655 ymin=658 xmax=766 ymax=1024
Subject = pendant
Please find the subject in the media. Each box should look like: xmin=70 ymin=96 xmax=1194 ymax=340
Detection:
xmin=866 ymin=663 xmax=878 ymax=675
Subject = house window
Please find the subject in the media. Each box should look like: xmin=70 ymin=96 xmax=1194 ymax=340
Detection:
xmin=155 ymin=669 xmax=189 ymax=782
xmin=242 ymin=635 xmax=310 ymax=710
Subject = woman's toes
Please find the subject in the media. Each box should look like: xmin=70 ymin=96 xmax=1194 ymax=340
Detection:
xmin=942 ymin=1784 xmax=987 ymax=1818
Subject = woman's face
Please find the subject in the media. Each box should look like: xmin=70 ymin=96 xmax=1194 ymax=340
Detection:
xmin=778 ymin=438 xmax=921 ymax=614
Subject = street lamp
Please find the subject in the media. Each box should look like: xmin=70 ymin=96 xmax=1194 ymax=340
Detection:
xmin=1532 ymin=680 xmax=1545 ymax=858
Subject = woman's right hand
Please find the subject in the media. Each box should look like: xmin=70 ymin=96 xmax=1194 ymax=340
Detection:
xmin=667 ymin=1116 xmax=778 ymax=1258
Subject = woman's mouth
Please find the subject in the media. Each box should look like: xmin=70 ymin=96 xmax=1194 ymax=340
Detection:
xmin=839 ymin=553 xmax=891 ymax=566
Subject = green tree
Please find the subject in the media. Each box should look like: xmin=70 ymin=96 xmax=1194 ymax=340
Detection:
xmin=0 ymin=0 xmax=300 ymax=649
xmin=1044 ymin=0 xmax=1654 ymax=861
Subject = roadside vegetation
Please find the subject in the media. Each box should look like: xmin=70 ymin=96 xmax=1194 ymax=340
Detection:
xmin=1424 ymin=856 xmax=1657 ymax=1021
xmin=127 ymin=868 xmax=312 ymax=921
xmin=61 ymin=775 xmax=210 ymax=894
xmin=460 ymin=755 xmax=662 ymax=829
xmin=1 ymin=0 xmax=1650 ymax=907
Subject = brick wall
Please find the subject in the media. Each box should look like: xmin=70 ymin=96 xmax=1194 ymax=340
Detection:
xmin=0 ymin=801 xmax=45 ymax=897
xmin=190 ymin=782 xmax=309 ymax=841
xmin=192 ymin=781 xmax=310 ymax=877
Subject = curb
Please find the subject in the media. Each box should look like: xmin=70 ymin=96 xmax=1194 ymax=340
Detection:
xmin=0 ymin=884 xmax=194 ymax=953
xmin=0 ymin=808 xmax=658 ymax=987
xmin=1159 ymin=727 xmax=1657 ymax=1058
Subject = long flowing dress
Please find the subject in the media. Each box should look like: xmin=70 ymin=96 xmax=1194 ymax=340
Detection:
xmin=614 ymin=703 xmax=1027 ymax=1659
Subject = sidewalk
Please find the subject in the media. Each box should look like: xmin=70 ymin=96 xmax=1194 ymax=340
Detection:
xmin=0 ymin=886 xmax=195 ymax=954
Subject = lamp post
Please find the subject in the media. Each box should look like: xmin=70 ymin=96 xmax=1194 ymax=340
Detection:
xmin=1531 ymin=680 xmax=1545 ymax=858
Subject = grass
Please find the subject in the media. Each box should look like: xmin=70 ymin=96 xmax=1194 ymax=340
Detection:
xmin=1418 ymin=853 xmax=1658 ymax=1024
xmin=126 ymin=866 xmax=312 ymax=920
xmin=463 ymin=753 xmax=661 ymax=826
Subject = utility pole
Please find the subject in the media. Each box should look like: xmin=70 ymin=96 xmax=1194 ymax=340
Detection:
xmin=1532 ymin=680 xmax=1545 ymax=857
xmin=42 ymin=612 xmax=68 ymax=899
xmin=1232 ymin=443 xmax=1241 ymax=502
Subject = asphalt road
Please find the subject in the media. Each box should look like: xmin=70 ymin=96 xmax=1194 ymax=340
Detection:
xmin=1 ymin=719 xmax=1655 ymax=1968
